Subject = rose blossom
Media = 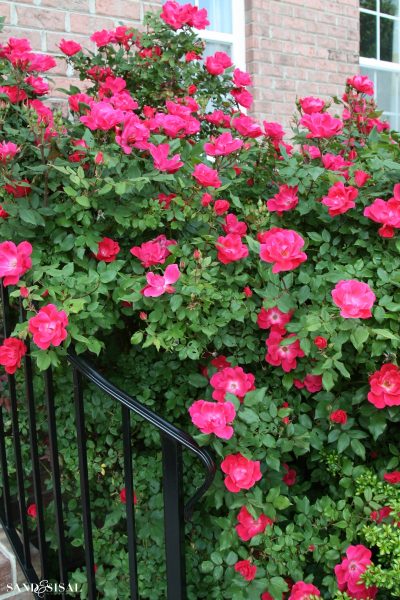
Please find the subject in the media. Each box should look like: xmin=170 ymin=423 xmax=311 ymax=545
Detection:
xmin=216 ymin=234 xmax=249 ymax=265
xmin=299 ymin=96 xmax=325 ymax=114
xmin=188 ymin=400 xmax=236 ymax=439
xmin=259 ymin=228 xmax=307 ymax=273
xmin=210 ymin=366 xmax=255 ymax=402
xmin=231 ymin=87 xmax=253 ymax=109
xmin=27 ymin=504 xmax=37 ymax=519
xmin=354 ymin=170 xmax=371 ymax=187
xmin=59 ymin=39 xmax=82 ymax=56
xmin=384 ymin=471 xmax=400 ymax=484
xmin=331 ymin=280 xmax=376 ymax=319
xmin=364 ymin=196 xmax=400 ymax=238
xmin=234 ymin=559 xmax=257 ymax=581
xmin=0 ymin=338 xmax=27 ymax=374
xmin=0 ymin=141 xmax=19 ymax=163
xmin=265 ymin=331 xmax=305 ymax=372
xmin=367 ymin=363 xmax=400 ymax=408
xmin=222 ymin=214 xmax=247 ymax=236
xmin=294 ymin=374 xmax=323 ymax=393
xmin=288 ymin=581 xmax=321 ymax=600
xmin=235 ymin=506 xmax=273 ymax=541
xmin=149 ymin=143 xmax=183 ymax=174
xmin=80 ymin=101 xmax=124 ymax=131
xmin=257 ymin=306 xmax=292 ymax=334
xmin=119 ymin=487 xmax=137 ymax=504
xmin=28 ymin=305 xmax=69 ymax=350
xmin=300 ymin=112 xmax=343 ymax=138
xmin=370 ymin=506 xmax=392 ymax=523
xmin=334 ymin=545 xmax=377 ymax=599
xmin=160 ymin=1 xmax=209 ymax=30
xmin=95 ymin=238 xmax=120 ymax=263
xmin=232 ymin=115 xmax=263 ymax=138
xmin=282 ymin=463 xmax=297 ymax=486
xmin=192 ymin=164 xmax=221 ymax=188
xmin=204 ymin=132 xmax=243 ymax=156
xmin=205 ymin=51 xmax=232 ymax=75
xmin=267 ymin=184 xmax=299 ymax=214
xmin=213 ymin=199 xmax=230 ymax=215
xmin=0 ymin=241 xmax=32 ymax=286
xmin=263 ymin=121 xmax=285 ymax=141
xmin=347 ymin=75 xmax=374 ymax=96
xmin=221 ymin=453 xmax=262 ymax=492
xmin=130 ymin=235 xmax=177 ymax=268
xmin=330 ymin=410 xmax=348 ymax=424
xmin=321 ymin=181 xmax=358 ymax=217
xmin=140 ymin=264 xmax=180 ymax=297
xmin=314 ymin=336 xmax=328 ymax=349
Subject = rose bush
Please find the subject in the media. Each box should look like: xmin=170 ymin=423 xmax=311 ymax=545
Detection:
xmin=1 ymin=2 xmax=400 ymax=598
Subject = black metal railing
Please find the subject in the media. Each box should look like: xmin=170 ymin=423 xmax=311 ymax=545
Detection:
xmin=0 ymin=283 xmax=216 ymax=599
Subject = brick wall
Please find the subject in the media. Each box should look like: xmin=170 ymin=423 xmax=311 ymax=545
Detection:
xmin=0 ymin=0 xmax=360 ymax=126
xmin=245 ymin=0 xmax=360 ymax=126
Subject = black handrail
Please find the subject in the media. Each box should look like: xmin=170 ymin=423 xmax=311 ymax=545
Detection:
xmin=67 ymin=351 xmax=216 ymax=520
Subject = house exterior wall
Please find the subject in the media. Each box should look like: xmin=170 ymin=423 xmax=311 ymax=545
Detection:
xmin=0 ymin=0 xmax=360 ymax=126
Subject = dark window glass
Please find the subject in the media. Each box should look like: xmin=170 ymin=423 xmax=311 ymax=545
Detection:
xmin=360 ymin=0 xmax=377 ymax=9
xmin=360 ymin=12 xmax=377 ymax=58
xmin=380 ymin=0 xmax=399 ymax=17
xmin=380 ymin=16 xmax=395 ymax=61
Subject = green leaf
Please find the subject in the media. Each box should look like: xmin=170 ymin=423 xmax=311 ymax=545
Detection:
xmin=372 ymin=328 xmax=399 ymax=341
xmin=131 ymin=331 xmax=143 ymax=345
xmin=322 ymin=371 xmax=334 ymax=391
xmin=188 ymin=373 xmax=208 ymax=388
xmin=36 ymin=353 xmax=52 ymax=371
xmin=350 ymin=326 xmax=369 ymax=350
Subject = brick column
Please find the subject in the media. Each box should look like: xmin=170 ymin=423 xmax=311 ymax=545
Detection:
xmin=245 ymin=0 xmax=360 ymax=126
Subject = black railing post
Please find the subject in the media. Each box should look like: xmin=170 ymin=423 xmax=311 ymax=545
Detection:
xmin=161 ymin=434 xmax=186 ymax=600
xmin=72 ymin=367 xmax=96 ymax=600
xmin=43 ymin=367 xmax=68 ymax=596
xmin=121 ymin=404 xmax=139 ymax=600
xmin=0 ymin=284 xmax=31 ymax=568
xmin=21 ymin=329 xmax=47 ymax=580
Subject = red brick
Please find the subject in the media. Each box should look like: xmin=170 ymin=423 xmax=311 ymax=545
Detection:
xmin=95 ymin=0 xmax=141 ymax=20
xmin=69 ymin=13 xmax=115 ymax=34
xmin=16 ymin=7 xmax=66 ymax=31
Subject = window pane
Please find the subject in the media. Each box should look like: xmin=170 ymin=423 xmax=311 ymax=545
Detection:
xmin=360 ymin=0 xmax=376 ymax=9
xmin=360 ymin=12 xmax=377 ymax=57
xmin=199 ymin=0 xmax=232 ymax=33
xmin=360 ymin=65 xmax=399 ymax=130
xmin=202 ymin=41 xmax=232 ymax=58
xmin=380 ymin=16 xmax=396 ymax=61
xmin=380 ymin=0 xmax=400 ymax=16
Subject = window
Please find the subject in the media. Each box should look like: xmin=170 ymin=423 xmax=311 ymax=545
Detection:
xmin=169 ymin=0 xmax=246 ymax=69
xmin=360 ymin=0 xmax=400 ymax=129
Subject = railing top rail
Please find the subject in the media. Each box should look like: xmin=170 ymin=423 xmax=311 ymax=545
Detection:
xmin=67 ymin=351 xmax=216 ymax=519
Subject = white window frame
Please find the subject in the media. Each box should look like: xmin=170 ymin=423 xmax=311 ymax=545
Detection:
xmin=173 ymin=0 xmax=246 ymax=70
xmin=359 ymin=1 xmax=400 ymax=128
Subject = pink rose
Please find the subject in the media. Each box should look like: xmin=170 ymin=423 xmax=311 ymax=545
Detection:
xmin=192 ymin=163 xmax=221 ymax=188
xmin=259 ymin=228 xmax=307 ymax=273
xmin=257 ymin=306 xmax=292 ymax=334
xmin=368 ymin=363 xmax=400 ymax=408
xmin=115 ymin=114 xmax=150 ymax=154
xmin=161 ymin=1 xmax=209 ymax=30
xmin=294 ymin=374 xmax=323 ymax=393
xmin=130 ymin=235 xmax=177 ymax=268
xmin=267 ymin=184 xmax=299 ymax=215
xmin=28 ymin=304 xmax=69 ymax=350
xmin=234 ymin=559 xmax=257 ymax=581
xmin=221 ymin=453 xmax=262 ymax=492
xmin=0 ymin=141 xmax=19 ymax=163
xmin=140 ymin=264 xmax=180 ymax=297
xmin=282 ymin=463 xmax=297 ymax=486
xmin=364 ymin=195 xmax=400 ymax=238
xmin=347 ymin=75 xmax=374 ymax=96
xmin=263 ymin=121 xmax=285 ymax=141
xmin=27 ymin=503 xmax=37 ymax=519
xmin=0 ymin=338 xmax=27 ymax=374
xmin=321 ymin=181 xmax=358 ymax=217
xmin=216 ymin=234 xmax=249 ymax=265
xmin=235 ymin=506 xmax=273 ymax=541
xmin=148 ymin=143 xmax=183 ymax=174
xmin=232 ymin=115 xmax=263 ymax=138
xmin=25 ymin=75 xmax=49 ymax=95
xmin=0 ymin=241 xmax=32 ymax=286
xmin=334 ymin=545 xmax=377 ymax=599
xmin=68 ymin=93 xmax=92 ymax=113
xmin=205 ymin=51 xmax=232 ymax=75
xmin=231 ymin=87 xmax=253 ymax=109
xmin=119 ymin=487 xmax=137 ymax=504
xmin=299 ymin=96 xmax=325 ymax=114
xmin=289 ymin=581 xmax=321 ymax=600
xmin=210 ymin=366 xmax=255 ymax=402
xmin=188 ymin=399 xmax=236 ymax=439
xmin=331 ymin=280 xmax=376 ymax=319
xmin=4 ymin=179 xmax=31 ymax=198
xmin=354 ymin=170 xmax=371 ymax=187
xmin=233 ymin=67 xmax=252 ymax=87
xmin=300 ymin=112 xmax=343 ymax=138
xmin=80 ymin=101 xmax=124 ymax=131
xmin=222 ymin=214 xmax=247 ymax=236
xmin=59 ymin=39 xmax=82 ymax=56
xmin=204 ymin=132 xmax=243 ymax=156
xmin=265 ymin=331 xmax=305 ymax=373
xmin=314 ymin=336 xmax=328 ymax=349
xmin=213 ymin=199 xmax=230 ymax=216
xmin=90 ymin=29 xmax=116 ymax=47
